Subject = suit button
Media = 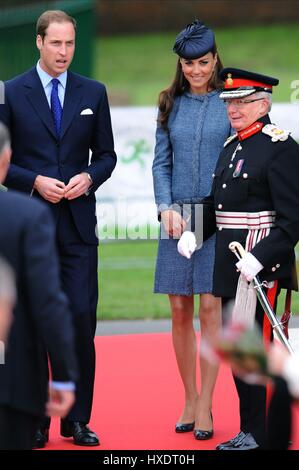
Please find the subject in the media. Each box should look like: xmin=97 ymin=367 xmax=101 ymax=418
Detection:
xmin=243 ymin=173 xmax=248 ymax=179
xmin=222 ymin=184 xmax=227 ymax=189
xmin=218 ymin=226 xmax=223 ymax=231
xmin=229 ymin=163 xmax=233 ymax=168
xmin=218 ymin=204 xmax=223 ymax=209
xmin=276 ymin=264 xmax=280 ymax=268
xmin=271 ymin=267 xmax=276 ymax=272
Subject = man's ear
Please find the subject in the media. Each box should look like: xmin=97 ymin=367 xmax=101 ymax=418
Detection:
xmin=36 ymin=35 xmax=43 ymax=51
xmin=260 ymin=99 xmax=269 ymax=116
xmin=5 ymin=147 xmax=11 ymax=164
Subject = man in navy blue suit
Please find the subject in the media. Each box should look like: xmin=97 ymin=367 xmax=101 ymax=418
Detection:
xmin=0 ymin=10 xmax=117 ymax=447
xmin=0 ymin=122 xmax=77 ymax=449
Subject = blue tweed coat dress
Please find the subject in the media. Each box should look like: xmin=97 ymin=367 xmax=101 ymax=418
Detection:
xmin=152 ymin=90 xmax=231 ymax=295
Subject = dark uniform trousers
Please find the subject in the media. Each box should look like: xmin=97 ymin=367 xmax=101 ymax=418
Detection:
xmin=222 ymin=281 xmax=279 ymax=448
xmin=266 ymin=377 xmax=292 ymax=450
xmin=43 ymin=199 xmax=98 ymax=426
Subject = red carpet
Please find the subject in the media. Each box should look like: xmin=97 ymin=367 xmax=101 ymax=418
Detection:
xmin=44 ymin=332 xmax=299 ymax=450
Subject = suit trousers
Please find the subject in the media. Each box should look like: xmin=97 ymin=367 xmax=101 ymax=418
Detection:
xmin=41 ymin=201 xmax=98 ymax=426
xmin=58 ymin=201 xmax=98 ymax=423
xmin=0 ymin=405 xmax=39 ymax=449
xmin=222 ymin=283 xmax=278 ymax=448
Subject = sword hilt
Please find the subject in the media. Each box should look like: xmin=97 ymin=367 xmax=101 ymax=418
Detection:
xmin=229 ymin=241 xmax=246 ymax=260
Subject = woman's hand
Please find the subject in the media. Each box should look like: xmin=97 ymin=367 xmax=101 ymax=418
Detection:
xmin=161 ymin=210 xmax=186 ymax=238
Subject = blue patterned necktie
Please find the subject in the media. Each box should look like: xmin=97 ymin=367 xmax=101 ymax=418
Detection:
xmin=51 ymin=78 xmax=62 ymax=137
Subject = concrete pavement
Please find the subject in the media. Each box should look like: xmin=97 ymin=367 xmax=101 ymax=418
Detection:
xmin=96 ymin=317 xmax=299 ymax=352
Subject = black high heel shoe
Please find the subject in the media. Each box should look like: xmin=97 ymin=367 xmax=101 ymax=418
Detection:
xmin=175 ymin=421 xmax=195 ymax=433
xmin=194 ymin=411 xmax=213 ymax=440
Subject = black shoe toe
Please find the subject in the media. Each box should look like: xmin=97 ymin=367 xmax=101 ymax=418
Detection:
xmin=175 ymin=421 xmax=195 ymax=433
xmin=194 ymin=428 xmax=214 ymax=440
xmin=216 ymin=432 xmax=259 ymax=451
xmin=61 ymin=420 xmax=100 ymax=446
xmin=32 ymin=428 xmax=49 ymax=449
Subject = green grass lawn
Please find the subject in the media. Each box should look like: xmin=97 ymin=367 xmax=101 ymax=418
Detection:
xmin=98 ymin=240 xmax=299 ymax=320
xmin=98 ymin=240 xmax=169 ymax=320
xmin=95 ymin=24 xmax=299 ymax=105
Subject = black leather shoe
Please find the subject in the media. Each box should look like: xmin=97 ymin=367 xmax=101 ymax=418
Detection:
xmin=175 ymin=421 xmax=195 ymax=433
xmin=194 ymin=411 xmax=213 ymax=440
xmin=216 ymin=431 xmax=246 ymax=449
xmin=32 ymin=428 xmax=49 ymax=449
xmin=216 ymin=431 xmax=259 ymax=450
xmin=60 ymin=420 xmax=100 ymax=446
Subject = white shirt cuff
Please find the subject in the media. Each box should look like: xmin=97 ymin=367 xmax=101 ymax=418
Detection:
xmin=51 ymin=381 xmax=76 ymax=391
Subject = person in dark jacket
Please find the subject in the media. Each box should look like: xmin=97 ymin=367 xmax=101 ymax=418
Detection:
xmin=178 ymin=68 xmax=299 ymax=450
xmin=0 ymin=122 xmax=77 ymax=450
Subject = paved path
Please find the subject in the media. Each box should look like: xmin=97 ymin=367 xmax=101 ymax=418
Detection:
xmin=96 ymin=316 xmax=299 ymax=335
xmin=96 ymin=317 xmax=299 ymax=353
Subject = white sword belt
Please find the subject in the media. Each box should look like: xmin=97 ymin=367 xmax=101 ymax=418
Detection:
xmin=215 ymin=210 xmax=276 ymax=230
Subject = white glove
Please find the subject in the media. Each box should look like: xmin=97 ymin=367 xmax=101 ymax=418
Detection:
xmin=177 ymin=231 xmax=197 ymax=259
xmin=236 ymin=252 xmax=263 ymax=282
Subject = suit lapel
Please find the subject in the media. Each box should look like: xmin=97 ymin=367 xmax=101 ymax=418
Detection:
xmin=60 ymin=72 xmax=83 ymax=140
xmin=24 ymin=68 xmax=57 ymax=139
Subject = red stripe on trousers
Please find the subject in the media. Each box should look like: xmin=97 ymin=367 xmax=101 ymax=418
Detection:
xmin=262 ymin=280 xmax=279 ymax=411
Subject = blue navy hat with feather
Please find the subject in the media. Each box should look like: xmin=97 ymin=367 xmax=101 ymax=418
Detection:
xmin=173 ymin=19 xmax=215 ymax=59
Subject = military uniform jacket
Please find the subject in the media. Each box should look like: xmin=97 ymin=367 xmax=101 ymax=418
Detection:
xmin=202 ymin=114 xmax=299 ymax=298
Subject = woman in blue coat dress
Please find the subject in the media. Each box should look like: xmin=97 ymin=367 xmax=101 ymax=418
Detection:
xmin=152 ymin=20 xmax=231 ymax=440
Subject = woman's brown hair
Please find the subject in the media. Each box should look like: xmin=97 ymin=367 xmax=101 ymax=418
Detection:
xmin=158 ymin=45 xmax=224 ymax=130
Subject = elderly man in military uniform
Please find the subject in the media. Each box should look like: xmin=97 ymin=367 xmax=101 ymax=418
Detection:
xmin=177 ymin=68 xmax=299 ymax=450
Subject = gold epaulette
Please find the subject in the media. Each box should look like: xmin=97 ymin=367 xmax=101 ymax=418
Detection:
xmin=262 ymin=124 xmax=291 ymax=142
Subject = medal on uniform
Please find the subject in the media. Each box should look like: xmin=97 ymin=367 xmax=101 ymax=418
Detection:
xmin=233 ymin=159 xmax=244 ymax=178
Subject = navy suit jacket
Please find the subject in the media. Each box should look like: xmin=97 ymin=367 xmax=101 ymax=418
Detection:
xmin=0 ymin=190 xmax=78 ymax=417
xmin=0 ymin=67 xmax=116 ymax=244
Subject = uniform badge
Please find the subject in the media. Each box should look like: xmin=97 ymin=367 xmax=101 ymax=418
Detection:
xmin=262 ymin=124 xmax=291 ymax=142
xmin=223 ymin=133 xmax=238 ymax=147
xmin=233 ymin=159 xmax=244 ymax=178
xmin=226 ymin=73 xmax=234 ymax=87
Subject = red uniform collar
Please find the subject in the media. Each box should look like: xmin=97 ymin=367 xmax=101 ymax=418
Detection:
xmin=237 ymin=121 xmax=264 ymax=141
